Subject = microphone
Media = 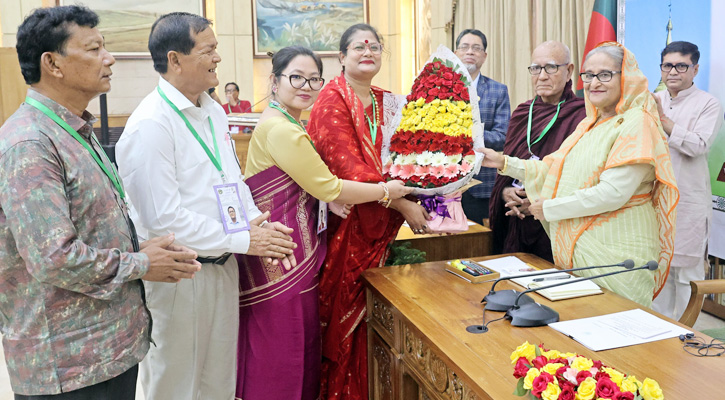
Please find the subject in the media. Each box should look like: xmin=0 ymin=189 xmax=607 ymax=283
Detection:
xmin=482 ymin=259 xmax=635 ymax=311
xmin=505 ymin=261 xmax=659 ymax=327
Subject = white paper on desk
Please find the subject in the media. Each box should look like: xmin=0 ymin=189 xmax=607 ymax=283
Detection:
xmin=508 ymin=270 xmax=602 ymax=300
xmin=548 ymin=309 xmax=692 ymax=351
xmin=475 ymin=256 xmax=538 ymax=277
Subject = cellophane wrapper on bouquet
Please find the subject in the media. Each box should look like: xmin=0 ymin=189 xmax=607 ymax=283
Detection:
xmin=381 ymin=45 xmax=485 ymax=232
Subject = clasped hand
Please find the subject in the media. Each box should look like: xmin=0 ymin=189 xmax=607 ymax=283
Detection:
xmin=502 ymin=187 xmax=532 ymax=219
xmin=248 ymin=211 xmax=298 ymax=271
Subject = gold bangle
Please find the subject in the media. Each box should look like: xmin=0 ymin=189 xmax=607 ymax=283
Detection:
xmin=377 ymin=182 xmax=390 ymax=205
xmin=498 ymin=155 xmax=508 ymax=174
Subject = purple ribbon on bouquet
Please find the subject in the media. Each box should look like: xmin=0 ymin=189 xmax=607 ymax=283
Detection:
xmin=419 ymin=194 xmax=461 ymax=219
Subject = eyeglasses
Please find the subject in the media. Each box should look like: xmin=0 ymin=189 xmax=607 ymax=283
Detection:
xmin=348 ymin=42 xmax=383 ymax=55
xmin=456 ymin=44 xmax=485 ymax=54
xmin=279 ymin=74 xmax=325 ymax=90
xmin=580 ymin=70 xmax=621 ymax=83
xmin=528 ymin=63 xmax=568 ymax=75
xmin=660 ymin=62 xmax=695 ymax=73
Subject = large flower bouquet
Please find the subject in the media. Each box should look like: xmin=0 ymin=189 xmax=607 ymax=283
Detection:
xmin=510 ymin=342 xmax=664 ymax=400
xmin=382 ymin=46 xmax=483 ymax=193
xmin=380 ymin=46 xmax=483 ymax=232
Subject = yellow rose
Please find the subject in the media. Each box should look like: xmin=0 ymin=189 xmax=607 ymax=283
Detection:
xmin=602 ymin=367 xmax=624 ymax=388
xmin=640 ymin=378 xmax=663 ymax=400
xmin=415 ymin=97 xmax=425 ymax=106
xmin=542 ymin=362 xmax=565 ymax=376
xmin=575 ymin=377 xmax=597 ymax=400
xmin=621 ymin=376 xmax=641 ymax=393
xmin=431 ymin=98 xmax=441 ymax=105
xmin=542 ymin=382 xmax=561 ymax=400
xmin=570 ymin=357 xmax=594 ymax=372
xmin=523 ymin=368 xmax=540 ymax=390
xmin=511 ymin=342 xmax=536 ymax=364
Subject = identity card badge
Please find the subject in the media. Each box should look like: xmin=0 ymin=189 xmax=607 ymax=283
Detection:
xmin=316 ymin=201 xmax=328 ymax=234
xmin=214 ymin=183 xmax=250 ymax=234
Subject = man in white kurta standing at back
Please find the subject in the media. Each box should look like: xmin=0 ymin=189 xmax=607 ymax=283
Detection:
xmin=116 ymin=12 xmax=298 ymax=400
xmin=651 ymin=41 xmax=723 ymax=320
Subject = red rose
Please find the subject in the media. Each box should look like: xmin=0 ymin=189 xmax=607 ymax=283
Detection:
xmin=531 ymin=356 xmax=548 ymax=369
xmin=613 ymin=392 xmax=634 ymax=400
xmin=555 ymin=366 xmax=568 ymax=381
xmin=531 ymin=372 xmax=555 ymax=397
xmin=558 ymin=383 xmax=575 ymax=400
xmin=428 ymin=87 xmax=440 ymax=97
xmin=593 ymin=360 xmax=603 ymax=369
xmin=461 ymin=91 xmax=470 ymax=101
xmin=595 ymin=371 xmax=610 ymax=381
xmin=432 ymin=61 xmax=442 ymax=69
xmin=442 ymin=79 xmax=453 ymax=87
xmin=406 ymin=94 xmax=414 ymax=102
xmin=410 ymin=175 xmax=421 ymax=183
xmin=453 ymin=82 xmax=465 ymax=94
xmin=575 ymin=370 xmax=592 ymax=385
xmin=549 ymin=357 xmax=568 ymax=365
xmin=595 ymin=376 xmax=619 ymax=399
xmin=442 ymin=71 xmax=454 ymax=80
xmin=513 ymin=357 xmax=530 ymax=379
xmin=425 ymin=64 xmax=435 ymax=72
xmin=439 ymin=176 xmax=450 ymax=184
xmin=426 ymin=96 xmax=436 ymax=103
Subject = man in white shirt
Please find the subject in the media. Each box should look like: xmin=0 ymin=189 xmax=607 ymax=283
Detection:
xmin=116 ymin=12 xmax=297 ymax=400
xmin=651 ymin=41 xmax=723 ymax=320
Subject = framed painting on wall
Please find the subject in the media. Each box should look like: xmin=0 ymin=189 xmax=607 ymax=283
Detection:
xmin=57 ymin=0 xmax=206 ymax=58
xmin=252 ymin=0 xmax=368 ymax=57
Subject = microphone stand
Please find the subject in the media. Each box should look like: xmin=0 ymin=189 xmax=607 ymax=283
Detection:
xmin=505 ymin=261 xmax=658 ymax=327
xmin=483 ymin=260 xmax=634 ymax=311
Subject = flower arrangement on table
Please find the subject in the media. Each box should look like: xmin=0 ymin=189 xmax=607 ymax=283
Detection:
xmin=381 ymin=46 xmax=484 ymax=232
xmin=510 ymin=342 xmax=664 ymax=400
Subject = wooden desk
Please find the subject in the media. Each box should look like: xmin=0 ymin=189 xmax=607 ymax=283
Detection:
xmin=362 ymin=253 xmax=724 ymax=400
xmin=395 ymin=222 xmax=492 ymax=262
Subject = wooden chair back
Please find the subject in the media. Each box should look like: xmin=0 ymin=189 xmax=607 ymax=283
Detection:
xmin=678 ymin=279 xmax=725 ymax=327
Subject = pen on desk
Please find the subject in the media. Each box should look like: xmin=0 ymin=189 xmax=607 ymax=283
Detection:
xmin=532 ymin=275 xmax=572 ymax=282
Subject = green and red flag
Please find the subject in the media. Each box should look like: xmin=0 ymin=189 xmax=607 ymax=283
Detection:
xmin=577 ymin=0 xmax=618 ymax=93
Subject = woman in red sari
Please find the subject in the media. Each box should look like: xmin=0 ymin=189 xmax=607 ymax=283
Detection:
xmin=307 ymin=24 xmax=431 ymax=400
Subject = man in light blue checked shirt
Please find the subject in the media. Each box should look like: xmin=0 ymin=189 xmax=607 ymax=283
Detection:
xmin=454 ymin=29 xmax=511 ymax=224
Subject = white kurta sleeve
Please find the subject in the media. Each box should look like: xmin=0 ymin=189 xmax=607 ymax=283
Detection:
xmin=542 ymin=163 xmax=654 ymax=222
xmin=668 ymin=97 xmax=723 ymax=157
xmin=117 ymin=118 xmax=252 ymax=255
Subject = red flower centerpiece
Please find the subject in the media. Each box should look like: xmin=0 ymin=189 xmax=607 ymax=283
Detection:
xmin=510 ymin=342 xmax=664 ymax=400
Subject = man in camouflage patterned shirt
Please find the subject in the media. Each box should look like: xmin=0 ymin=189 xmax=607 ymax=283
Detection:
xmin=0 ymin=5 xmax=201 ymax=399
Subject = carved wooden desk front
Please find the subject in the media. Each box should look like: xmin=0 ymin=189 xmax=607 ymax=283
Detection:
xmin=362 ymin=253 xmax=725 ymax=400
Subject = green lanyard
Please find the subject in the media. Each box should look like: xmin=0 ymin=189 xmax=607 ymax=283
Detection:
xmin=156 ymin=86 xmax=225 ymax=181
xmin=269 ymin=101 xmax=316 ymax=151
xmin=526 ymin=96 xmax=565 ymax=155
xmin=365 ymin=91 xmax=378 ymax=144
xmin=25 ymin=96 xmax=126 ymax=200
